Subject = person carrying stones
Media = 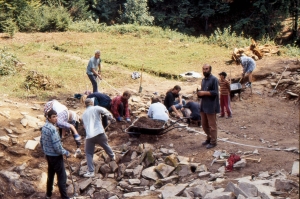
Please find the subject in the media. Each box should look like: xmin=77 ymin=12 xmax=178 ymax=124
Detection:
xmin=237 ymin=54 xmax=256 ymax=88
xmin=147 ymin=97 xmax=169 ymax=122
xmin=197 ymin=64 xmax=220 ymax=149
xmin=44 ymin=100 xmax=81 ymax=148
xmin=40 ymin=109 xmax=71 ymax=199
xmin=164 ymin=85 xmax=185 ymax=118
xmin=86 ymin=50 xmax=102 ymax=93
xmin=110 ymin=91 xmax=131 ymax=122
xmin=81 ymin=98 xmax=116 ymax=178
xmin=218 ymin=71 xmax=232 ymax=118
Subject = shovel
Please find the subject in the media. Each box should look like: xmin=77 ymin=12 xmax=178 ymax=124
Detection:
xmin=270 ymin=65 xmax=289 ymax=96
xmin=138 ymin=64 xmax=144 ymax=93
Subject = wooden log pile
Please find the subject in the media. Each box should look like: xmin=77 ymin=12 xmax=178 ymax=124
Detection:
xmin=232 ymin=39 xmax=280 ymax=61
xmin=24 ymin=70 xmax=60 ymax=91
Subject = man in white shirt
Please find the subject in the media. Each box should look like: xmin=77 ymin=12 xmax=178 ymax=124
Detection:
xmin=81 ymin=98 xmax=116 ymax=178
xmin=147 ymin=97 xmax=169 ymax=122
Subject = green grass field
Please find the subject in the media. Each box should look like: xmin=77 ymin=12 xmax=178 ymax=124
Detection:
xmin=0 ymin=27 xmax=298 ymax=100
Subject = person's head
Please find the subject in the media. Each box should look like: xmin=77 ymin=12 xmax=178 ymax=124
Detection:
xmin=47 ymin=109 xmax=57 ymax=124
xmin=122 ymin=91 xmax=131 ymax=100
xmin=219 ymin=72 xmax=227 ymax=80
xmin=151 ymin=97 xmax=161 ymax=104
xmin=171 ymin=85 xmax=181 ymax=94
xmin=95 ymin=50 xmax=100 ymax=59
xmin=85 ymin=98 xmax=94 ymax=107
xmin=202 ymin=64 xmax=212 ymax=77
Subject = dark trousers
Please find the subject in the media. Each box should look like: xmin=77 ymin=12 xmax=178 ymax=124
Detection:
xmin=102 ymin=115 xmax=108 ymax=129
xmin=220 ymin=95 xmax=232 ymax=117
xmin=46 ymin=155 xmax=69 ymax=199
xmin=118 ymin=102 xmax=125 ymax=117
xmin=59 ymin=121 xmax=81 ymax=148
xmin=87 ymin=74 xmax=98 ymax=93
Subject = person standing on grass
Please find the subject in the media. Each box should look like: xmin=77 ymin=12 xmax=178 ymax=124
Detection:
xmin=237 ymin=54 xmax=256 ymax=88
xmin=44 ymin=100 xmax=81 ymax=148
xmin=147 ymin=97 xmax=169 ymax=122
xmin=197 ymin=64 xmax=220 ymax=149
xmin=110 ymin=91 xmax=131 ymax=122
xmin=81 ymin=98 xmax=116 ymax=178
xmin=218 ymin=72 xmax=232 ymax=118
xmin=86 ymin=50 xmax=102 ymax=93
xmin=40 ymin=110 xmax=71 ymax=199
xmin=164 ymin=85 xmax=185 ymax=118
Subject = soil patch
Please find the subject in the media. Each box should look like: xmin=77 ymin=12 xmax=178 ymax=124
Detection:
xmin=133 ymin=117 xmax=165 ymax=129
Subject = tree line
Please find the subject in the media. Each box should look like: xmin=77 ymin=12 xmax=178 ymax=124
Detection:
xmin=0 ymin=0 xmax=299 ymax=43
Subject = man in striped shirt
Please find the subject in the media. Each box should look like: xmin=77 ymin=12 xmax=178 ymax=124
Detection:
xmin=218 ymin=72 xmax=232 ymax=118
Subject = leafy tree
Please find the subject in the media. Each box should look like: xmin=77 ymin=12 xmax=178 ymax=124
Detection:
xmin=123 ymin=0 xmax=154 ymax=25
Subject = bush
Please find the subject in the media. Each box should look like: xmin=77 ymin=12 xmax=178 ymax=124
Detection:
xmin=0 ymin=48 xmax=18 ymax=76
xmin=68 ymin=19 xmax=107 ymax=32
xmin=38 ymin=5 xmax=71 ymax=32
xmin=123 ymin=0 xmax=154 ymax=25
xmin=17 ymin=6 xmax=40 ymax=32
xmin=3 ymin=18 xmax=18 ymax=38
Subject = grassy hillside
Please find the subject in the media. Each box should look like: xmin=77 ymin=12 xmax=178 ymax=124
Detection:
xmin=0 ymin=27 xmax=298 ymax=99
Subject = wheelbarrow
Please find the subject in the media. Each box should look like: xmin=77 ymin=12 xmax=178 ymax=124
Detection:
xmin=230 ymin=82 xmax=242 ymax=101
xmin=124 ymin=117 xmax=188 ymax=137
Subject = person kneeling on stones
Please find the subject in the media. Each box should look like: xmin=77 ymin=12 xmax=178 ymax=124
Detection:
xmin=181 ymin=101 xmax=201 ymax=126
xmin=44 ymin=100 xmax=81 ymax=148
xmin=82 ymin=98 xmax=116 ymax=178
xmin=164 ymin=85 xmax=185 ymax=118
xmin=110 ymin=91 xmax=131 ymax=122
xmin=147 ymin=97 xmax=169 ymax=122
xmin=40 ymin=109 xmax=71 ymax=199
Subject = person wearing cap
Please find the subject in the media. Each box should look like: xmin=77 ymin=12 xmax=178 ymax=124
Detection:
xmin=197 ymin=64 xmax=220 ymax=149
xmin=44 ymin=100 xmax=81 ymax=148
xmin=237 ymin=55 xmax=256 ymax=88
xmin=110 ymin=91 xmax=131 ymax=122
xmin=218 ymin=72 xmax=232 ymax=118
xmin=86 ymin=50 xmax=102 ymax=93
xmin=40 ymin=109 xmax=71 ymax=199
xmin=81 ymin=98 xmax=116 ymax=178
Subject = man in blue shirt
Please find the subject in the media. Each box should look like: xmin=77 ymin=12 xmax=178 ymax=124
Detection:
xmin=86 ymin=50 xmax=102 ymax=93
xmin=40 ymin=110 xmax=71 ymax=199
xmin=238 ymin=55 xmax=256 ymax=88
xmin=197 ymin=64 xmax=220 ymax=149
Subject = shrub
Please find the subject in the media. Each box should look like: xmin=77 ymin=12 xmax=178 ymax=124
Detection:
xmin=123 ymin=0 xmax=154 ymax=25
xmin=3 ymin=18 xmax=18 ymax=38
xmin=0 ymin=48 xmax=18 ymax=76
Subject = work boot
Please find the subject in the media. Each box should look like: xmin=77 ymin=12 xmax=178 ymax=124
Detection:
xmin=206 ymin=143 xmax=217 ymax=149
xmin=202 ymin=140 xmax=210 ymax=146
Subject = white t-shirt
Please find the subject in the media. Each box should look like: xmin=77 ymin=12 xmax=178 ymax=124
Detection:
xmin=52 ymin=100 xmax=68 ymax=114
xmin=147 ymin=102 xmax=169 ymax=122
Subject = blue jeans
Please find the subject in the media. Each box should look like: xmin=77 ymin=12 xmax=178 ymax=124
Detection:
xmin=87 ymin=74 xmax=98 ymax=93
xmin=168 ymin=99 xmax=186 ymax=113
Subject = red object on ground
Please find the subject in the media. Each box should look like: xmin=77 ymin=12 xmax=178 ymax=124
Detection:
xmin=226 ymin=154 xmax=241 ymax=172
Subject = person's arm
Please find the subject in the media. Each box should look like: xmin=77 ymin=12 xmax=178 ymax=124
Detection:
xmin=178 ymin=95 xmax=183 ymax=105
xmin=91 ymin=68 xmax=101 ymax=79
xmin=197 ymin=79 xmax=219 ymax=97
xmin=171 ymin=105 xmax=181 ymax=118
xmin=124 ymin=100 xmax=130 ymax=120
xmin=110 ymin=97 xmax=120 ymax=118
xmin=96 ymin=106 xmax=116 ymax=122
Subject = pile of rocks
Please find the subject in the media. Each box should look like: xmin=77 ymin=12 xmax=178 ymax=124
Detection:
xmin=0 ymin=140 xmax=299 ymax=198
xmin=24 ymin=70 xmax=60 ymax=91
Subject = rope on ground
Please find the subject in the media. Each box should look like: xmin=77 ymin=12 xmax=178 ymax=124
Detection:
xmin=101 ymin=79 xmax=121 ymax=94
xmin=169 ymin=119 xmax=285 ymax=151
